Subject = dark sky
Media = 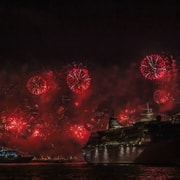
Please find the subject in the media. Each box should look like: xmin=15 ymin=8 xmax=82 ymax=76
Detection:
xmin=0 ymin=1 xmax=180 ymax=69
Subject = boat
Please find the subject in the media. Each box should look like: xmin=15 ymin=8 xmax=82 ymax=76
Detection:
xmin=82 ymin=104 xmax=180 ymax=165
xmin=0 ymin=147 xmax=34 ymax=163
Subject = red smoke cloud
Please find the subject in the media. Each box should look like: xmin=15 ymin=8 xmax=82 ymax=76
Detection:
xmin=0 ymin=59 xmax=179 ymax=158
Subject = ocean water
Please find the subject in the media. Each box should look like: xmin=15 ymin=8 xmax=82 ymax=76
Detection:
xmin=0 ymin=162 xmax=180 ymax=180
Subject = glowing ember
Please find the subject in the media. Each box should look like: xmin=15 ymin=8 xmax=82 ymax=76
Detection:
xmin=57 ymin=106 xmax=65 ymax=114
xmin=31 ymin=129 xmax=41 ymax=137
xmin=31 ymin=123 xmax=49 ymax=139
xmin=140 ymin=54 xmax=167 ymax=80
xmin=66 ymin=68 xmax=91 ymax=94
xmin=31 ymin=128 xmax=44 ymax=138
xmin=74 ymin=102 xmax=79 ymax=107
xmin=27 ymin=75 xmax=48 ymax=95
xmin=70 ymin=124 xmax=89 ymax=141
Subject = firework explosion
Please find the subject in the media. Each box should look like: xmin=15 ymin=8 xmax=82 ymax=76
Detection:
xmin=118 ymin=108 xmax=136 ymax=126
xmin=1 ymin=111 xmax=28 ymax=137
xmin=0 ymin=64 xmax=93 ymax=157
xmin=66 ymin=67 xmax=91 ymax=94
xmin=153 ymin=89 xmax=172 ymax=104
xmin=0 ymin=58 xmax=179 ymax=158
xmin=148 ymin=55 xmax=179 ymax=111
xmin=140 ymin=54 xmax=168 ymax=80
xmin=69 ymin=124 xmax=90 ymax=143
xmin=27 ymin=75 xmax=48 ymax=95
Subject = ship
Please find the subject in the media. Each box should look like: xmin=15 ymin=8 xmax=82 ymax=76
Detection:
xmin=82 ymin=104 xmax=180 ymax=165
xmin=0 ymin=147 xmax=34 ymax=163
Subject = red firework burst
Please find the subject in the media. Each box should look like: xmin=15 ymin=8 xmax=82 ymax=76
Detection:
xmin=1 ymin=113 xmax=28 ymax=136
xmin=153 ymin=89 xmax=171 ymax=104
xmin=69 ymin=124 xmax=90 ymax=142
xmin=27 ymin=75 xmax=48 ymax=95
xmin=118 ymin=109 xmax=136 ymax=126
xmin=66 ymin=68 xmax=91 ymax=94
xmin=140 ymin=54 xmax=167 ymax=80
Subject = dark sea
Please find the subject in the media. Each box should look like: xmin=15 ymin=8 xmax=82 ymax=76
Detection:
xmin=0 ymin=162 xmax=180 ymax=180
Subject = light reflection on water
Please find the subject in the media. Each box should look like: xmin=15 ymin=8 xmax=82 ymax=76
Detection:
xmin=137 ymin=166 xmax=179 ymax=180
xmin=0 ymin=162 xmax=179 ymax=179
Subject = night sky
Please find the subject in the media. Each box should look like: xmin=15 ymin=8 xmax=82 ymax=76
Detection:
xmin=0 ymin=1 xmax=179 ymax=158
xmin=0 ymin=1 xmax=180 ymax=67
